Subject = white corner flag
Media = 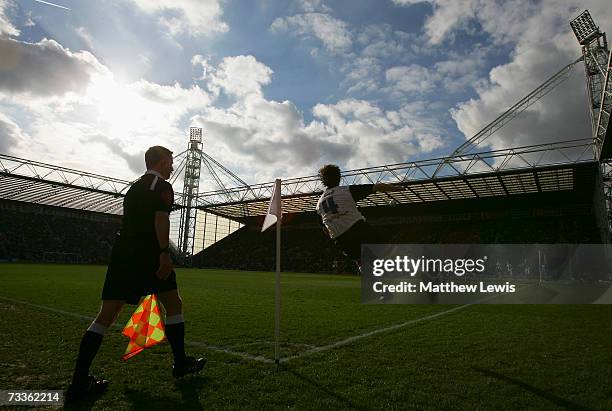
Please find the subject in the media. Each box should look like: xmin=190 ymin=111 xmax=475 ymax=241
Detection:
xmin=261 ymin=179 xmax=282 ymax=365
xmin=261 ymin=179 xmax=282 ymax=232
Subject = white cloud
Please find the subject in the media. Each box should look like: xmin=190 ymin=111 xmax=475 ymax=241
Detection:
xmin=0 ymin=112 xmax=26 ymax=153
xmin=394 ymin=0 xmax=500 ymax=45
xmin=381 ymin=54 xmax=487 ymax=101
xmin=0 ymin=38 xmax=213 ymax=178
xmin=0 ymin=38 xmax=108 ymax=97
xmin=391 ymin=0 xmax=428 ymax=4
xmin=83 ymin=134 xmax=143 ymax=174
xmin=128 ymin=0 xmax=228 ymax=37
xmin=395 ymin=0 xmax=609 ymax=48
xmin=74 ymin=26 xmax=94 ymax=50
xmin=390 ymin=0 xmax=611 ymax=158
xmin=355 ymin=24 xmax=418 ymax=60
xmin=340 ymin=24 xmax=433 ymax=97
xmin=297 ymin=0 xmax=332 ymax=13
xmin=187 ymin=58 xmax=447 ymax=180
xmin=385 ymin=64 xmax=440 ymax=94
xmin=449 ymin=1 xmax=611 ymax=154
xmin=433 ymin=47 xmax=490 ymax=94
xmin=311 ymin=99 xmax=444 ymax=167
xmin=341 ymin=57 xmax=383 ymax=95
xmin=5 ymin=71 xmax=214 ymax=178
xmin=0 ymin=0 xmax=18 ymax=36
xmin=202 ymin=55 xmax=274 ymax=98
xmin=0 ymin=17 xmax=449 ymax=184
xmin=270 ymin=12 xmax=352 ymax=54
xmin=92 ymin=79 xmax=212 ymax=137
xmin=191 ymin=94 xmax=356 ymax=181
xmin=421 ymin=1 xmax=478 ymax=45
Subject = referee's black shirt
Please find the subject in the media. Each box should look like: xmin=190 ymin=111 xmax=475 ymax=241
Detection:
xmin=120 ymin=172 xmax=174 ymax=244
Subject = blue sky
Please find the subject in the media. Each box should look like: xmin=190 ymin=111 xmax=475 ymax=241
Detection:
xmin=0 ymin=0 xmax=610 ymax=187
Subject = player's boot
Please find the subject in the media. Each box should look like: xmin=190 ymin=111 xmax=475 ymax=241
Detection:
xmin=172 ymin=356 xmax=206 ymax=378
xmin=66 ymin=375 xmax=109 ymax=402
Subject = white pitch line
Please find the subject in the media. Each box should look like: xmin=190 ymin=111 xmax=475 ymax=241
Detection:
xmin=0 ymin=296 xmax=273 ymax=364
xmin=184 ymin=339 xmax=274 ymax=364
xmin=278 ymin=285 xmax=534 ymax=363
xmin=0 ymin=294 xmax=500 ymax=365
xmin=227 ymin=341 xmax=316 ymax=350
xmin=279 ymin=304 xmax=472 ymax=363
xmin=0 ymin=295 xmax=93 ymax=320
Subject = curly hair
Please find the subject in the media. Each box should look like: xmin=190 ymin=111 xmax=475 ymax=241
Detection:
xmin=318 ymin=164 xmax=341 ymax=188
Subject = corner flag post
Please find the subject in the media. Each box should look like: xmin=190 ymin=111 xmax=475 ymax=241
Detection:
xmin=275 ymin=187 xmax=281 ymax=365
xmin=274 ymin=179 xmax=281 ymax=365
xmin=261 ymin=178 xmax=282 ymax=364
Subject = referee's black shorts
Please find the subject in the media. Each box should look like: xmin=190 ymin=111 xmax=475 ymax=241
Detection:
xmin=334 ymin=220 xmax=382 ymax=261
xmin=101 ymin=234 xmax=178 ymax=305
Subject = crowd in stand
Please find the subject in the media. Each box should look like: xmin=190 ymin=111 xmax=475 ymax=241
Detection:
xmin=0 ymin=200 xmax=604 ymax=274
xmin=194 ymin=214 xmax=604 ymax=274
xmin=0 ymin=207 xmax=121 ymax=264
xmin=193 ymin=225 xmax=348 ymax=273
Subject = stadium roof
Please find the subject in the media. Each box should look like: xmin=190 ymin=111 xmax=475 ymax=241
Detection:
xmin=202 ymin=161 xmax=599 ymax=224
xmin=0 ymin=138 xmax=598 ymax=220
xmin=194 ymin=139 xmax=597 ymax=220
xmin=0 ymin=154 xmax=129 ymax=214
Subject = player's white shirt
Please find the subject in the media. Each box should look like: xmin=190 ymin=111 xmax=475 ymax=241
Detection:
xmin=316 ymin=186 xmax=365 ymax=239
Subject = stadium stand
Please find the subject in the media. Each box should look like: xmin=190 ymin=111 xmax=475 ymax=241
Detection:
xmin=0 ymin=200 xmax=121 ymax=264
xmin=193 ymin=188 xmax=605 ymax=274
xmin=1 ymin=160 xmax=607 ymax=274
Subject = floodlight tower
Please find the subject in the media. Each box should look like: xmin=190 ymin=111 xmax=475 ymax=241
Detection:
xmin=177 ymin=127 xmax=203 ymax=262
xmin=570 ymin=10 xmax=612 ymax=157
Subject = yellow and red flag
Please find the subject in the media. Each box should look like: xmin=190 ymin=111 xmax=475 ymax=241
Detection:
xmin=122 ymin=294 xmax=165 ymax=360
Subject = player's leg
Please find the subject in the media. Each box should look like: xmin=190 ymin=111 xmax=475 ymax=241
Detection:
xmin=157 ymin=289 xmax=186 ymax=363
xmin=343 ymin=221 xmax=371 ymax=273
xmin=358 ymin=221 xmax=395 ymax=301
xmin=157 ymin=288 xmax=205 ymax=378
xmin=69 ymin=300 xmax=124 ymax=393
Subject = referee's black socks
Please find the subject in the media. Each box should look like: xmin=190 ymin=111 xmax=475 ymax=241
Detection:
xmin=165 ymin=314 xmax=187 ymax=364
xmin=72 ymin=323 xmax=106 ymax=384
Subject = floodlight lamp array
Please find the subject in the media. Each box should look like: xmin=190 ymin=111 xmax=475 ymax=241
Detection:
xmin=570 ymin=10 xmax=600 ymax=45
xmin=189 ymin=127 xmax=202 ymax=142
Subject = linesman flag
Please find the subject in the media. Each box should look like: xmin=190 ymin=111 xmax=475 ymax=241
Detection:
xmin=122 ymin=294 xmax=165 ymax=360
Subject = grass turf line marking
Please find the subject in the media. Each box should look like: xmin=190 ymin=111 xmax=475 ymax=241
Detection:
xmin=0 ymin=295 xmax=274 ymax=364
xmin=279 ymin=304 xmax=471 ymax=363
xmin=0 ymin=295 xmax=474 ymax=364
xmin=1 ymin=290 xmax=519 ymax=365
xmin=228 ymin=342 xmax=317 ymax=350
xmin=279 ymin=285 xmax=534 ymax=363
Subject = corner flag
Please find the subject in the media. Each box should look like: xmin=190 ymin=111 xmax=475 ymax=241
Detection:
xmin=262 ymin=179 xmax=282 ymax=232
xmin=122 ymin=294 xmax=165 ymax=360
xmin=262 ymin=179 xmax=282 ymax=364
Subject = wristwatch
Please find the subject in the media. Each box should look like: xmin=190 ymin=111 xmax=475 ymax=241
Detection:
xmin=160 ymin=247 xmax=170 ymax=254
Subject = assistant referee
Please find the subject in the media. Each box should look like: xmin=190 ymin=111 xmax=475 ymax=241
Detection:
xmin=67 ymin=146 xmax=205 ymax=401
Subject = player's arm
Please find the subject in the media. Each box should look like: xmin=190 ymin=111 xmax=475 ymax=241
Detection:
xmin=155 ymin=211 xmax=173 ymax=280
xmin=154 ymin=183 xmax=174 ymax=280
xmin=319 ymin=219 xmax=329 ymax=237
xmin=373 ymin=182 xmax=405 ymax=193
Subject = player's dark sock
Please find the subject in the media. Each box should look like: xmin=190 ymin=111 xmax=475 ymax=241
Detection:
xmin=72 ymin=325 xmax=105 ymax=384
xmin=165 ymin=315 xmax=187 ymax=364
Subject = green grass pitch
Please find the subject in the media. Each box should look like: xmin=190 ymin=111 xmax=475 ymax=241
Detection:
xmin=1 ymin=263 xmax=611 ymax=410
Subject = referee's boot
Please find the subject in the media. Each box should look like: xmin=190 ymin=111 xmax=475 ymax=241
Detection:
xmin=172 ymin=356 xmax=206 ymax=379
xmin=66 ymin=375 xmax=109 ymax=402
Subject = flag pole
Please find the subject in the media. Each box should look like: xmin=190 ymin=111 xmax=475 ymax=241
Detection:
xmin=274 ymin=178 xmax=281 ymax=365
